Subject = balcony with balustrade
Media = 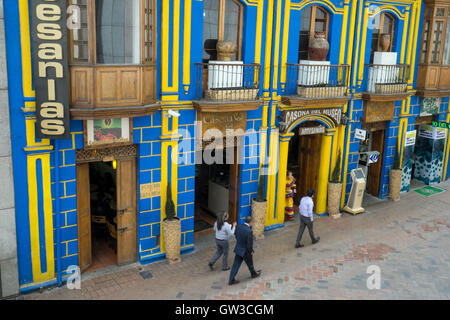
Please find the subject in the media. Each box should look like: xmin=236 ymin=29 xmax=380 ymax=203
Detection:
xmin=281 ymin=63 xmax=350 ymax=107
xmin=361 ymin=63 xmax=411 ymax=102
xmin=192 ymin=62 xmax=262 ymax=112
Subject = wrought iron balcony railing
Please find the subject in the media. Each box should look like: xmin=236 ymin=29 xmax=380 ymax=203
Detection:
xmin=194 ymin=62 xmax=261 ymax=102
xmin=285 ymin=63 xmax=350 ymax=98
xmin=364 ymin=64 xmax=410 ymax=94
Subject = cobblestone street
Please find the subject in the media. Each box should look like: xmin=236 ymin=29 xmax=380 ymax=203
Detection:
xmin=21 ymin=180 xmax=450 ymax=300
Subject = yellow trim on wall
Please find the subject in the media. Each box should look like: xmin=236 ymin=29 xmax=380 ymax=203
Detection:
xmin=280 ymin=0 xmax=291 ymax=87
xmin=264 ymin=0 xmax=275 ymax=90
xmin=19 ymin=0 xmax=34 ymax=98
xmin=183 ymin=0 xmax=192 ymax=93
xmin=255 ymin=0 xmax=264 ymax=65
xmin=290 ymin=0 xmax=344 ymax=14
xmin=272 ymin=0 xmax=283 ymax=91
xmin=27 ymin=154 xmax=55 ymax=283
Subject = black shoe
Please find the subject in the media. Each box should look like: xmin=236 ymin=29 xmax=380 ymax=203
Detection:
xmin=312 ymin=237 xmax=320 ymax=244
xmin=222 ymin=267 xmax=231 ymax=271
xmin=251 ymin=270 xmax=262 ymax=279
xmin=229 ymin=279 xmax=240 ymax=285
xmin=295 ymin=243 xmax=304 ymax=248
xmin=208 ymin=263 xmax=214 ymax=271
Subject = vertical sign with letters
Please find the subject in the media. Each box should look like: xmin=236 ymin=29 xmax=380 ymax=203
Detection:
xmin=31 ymin=0 xmax=70 ymax=139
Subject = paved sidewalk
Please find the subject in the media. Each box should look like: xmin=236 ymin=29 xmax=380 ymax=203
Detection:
xmin=20 ymin=180 xmax=450 ymax=300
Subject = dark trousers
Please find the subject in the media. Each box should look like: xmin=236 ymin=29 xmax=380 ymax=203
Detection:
xmin=229 ymin=252 xmax=256 ymax=282
xmin=209 ymin=239 xmax=230 ymax=270
xmin=295 ymin=215 xmax=316 ymax=245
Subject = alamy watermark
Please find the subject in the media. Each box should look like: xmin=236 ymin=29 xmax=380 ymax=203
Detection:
xmin=366 ymin=265 xmax=381 ymax=290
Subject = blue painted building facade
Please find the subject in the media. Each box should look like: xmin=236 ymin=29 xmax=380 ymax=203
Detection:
xmin=2 ymin=0 xmax=449 ymax=292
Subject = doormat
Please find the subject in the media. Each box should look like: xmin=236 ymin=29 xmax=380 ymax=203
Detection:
xmin=194 ymin=219 xmax=213 ymax=232
xmin=414 ymin=186 xmax=446 ymax=197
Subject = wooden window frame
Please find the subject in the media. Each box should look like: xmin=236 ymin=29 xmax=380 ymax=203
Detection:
xmin=298 ymin=5 xmax=330 ymax=61
xmin=204 ymin=0 xmax=244 ymax=61
xmin=420 ymin=5 xmax=450 ymax=65
xmin=68 ymin=0 xmax=157 ymax=66
xmin=375 ymin=13 xmax=395 ymax=52
xmin=308 ymin=6 xmax=329 ymax=41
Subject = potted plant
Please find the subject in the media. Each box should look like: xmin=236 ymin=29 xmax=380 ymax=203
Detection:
xmin=389 ymin=148 xmax=402 ymax=201
xmin=162 ymin=183 xmax=181 ymax=264
xmin=251 ymin=169 xmax=267 ymax=240
xmin=327 ymin=150 xmax=342 ymax=219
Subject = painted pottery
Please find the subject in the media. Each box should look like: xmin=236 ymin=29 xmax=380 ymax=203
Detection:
xmin=380 ymin=34 xmax=391 ymax=52
xmin=308 ymin=32 xmax=330 ymax=61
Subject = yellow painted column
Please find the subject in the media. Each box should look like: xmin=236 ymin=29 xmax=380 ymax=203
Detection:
xmin=316 ymin=129 xmax=337 ymax=214
xmin=275 ymin=133 xmax=294 ymax=224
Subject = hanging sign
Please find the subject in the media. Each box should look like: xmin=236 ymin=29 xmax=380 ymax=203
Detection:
xmin=30 ymin=0 xmax=71 ymax=139
xmin=404 ymin=130 xmax=417 ymax=147
xmin=367 ymin=151 xmax=380 ymax=164
xmin=355 ymin=128 xmax=367 ymax=140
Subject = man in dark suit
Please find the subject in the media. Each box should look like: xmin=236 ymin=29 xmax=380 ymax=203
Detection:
xmin=229 ymin=216 xmax=261 ymax=285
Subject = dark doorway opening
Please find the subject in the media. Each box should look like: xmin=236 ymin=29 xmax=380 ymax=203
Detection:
xmin=85 ymin=161 xmax=117 ymax=273
xmin=194 ymin=147 xmax=239 ymax=236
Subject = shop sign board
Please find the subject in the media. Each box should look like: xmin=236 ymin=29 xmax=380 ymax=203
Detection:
xmin=404 ymin=130 xmax=417 ymax=147
xmin=140 ymin=182 xmax=161 ymax=199
xmin=431 ymin=121 xmax=450 ymax=129
xmin=30 ymin=0 xmax=71 ymax=139
xmin=199 ymin=111 xmax=247 ymax=137
xmin=418 ymin=125 xmax=447 ymax=140
xmin=282 ymin=107 xmax=342 ymax=130
xmin=299 ymin=126 xmax=325 ymax=135
xmin=355 ymin=128 xmax=367 ymax=140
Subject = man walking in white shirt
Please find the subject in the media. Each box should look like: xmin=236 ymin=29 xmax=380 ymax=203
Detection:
xmin=295 ymin=189 xmax=320 ymax=248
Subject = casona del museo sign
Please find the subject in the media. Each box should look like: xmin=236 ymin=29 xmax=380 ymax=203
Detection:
xmin=282 ymin=107 xmax=342 ymax=130
xmin=31 ymin=0 xmax=70 ymax=139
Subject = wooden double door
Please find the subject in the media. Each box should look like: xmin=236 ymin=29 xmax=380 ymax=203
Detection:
xmin=76 ymin=158 xmax=137 ymax=272
xmin=295 ymin=133 xmax=322 ymax=206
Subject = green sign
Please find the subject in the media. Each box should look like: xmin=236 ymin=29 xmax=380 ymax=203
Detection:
xmin=431 ymin=121 xmax=450 ymax=129
xmin=414 ymin=186 xmax=446 ymax=197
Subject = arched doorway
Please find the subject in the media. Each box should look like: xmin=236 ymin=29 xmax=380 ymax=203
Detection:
xmin=275 ymin=111 xmax=341 ymax=224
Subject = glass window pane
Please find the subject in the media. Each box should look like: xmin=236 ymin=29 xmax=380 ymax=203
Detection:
xmin=300 ymin=7 xmax=312 ymax=32
xmin=436 ymin=8 xmax=445 ymax=17
xmin=203 ymin=0 xmax=220 ymax=61
xmin=315 ymin=21 xmax=325 ymax=32
xmin=224 ymin=0 xmax=240 ymax=60
xmin=431 ymin=21 xmax=443 ymax=63
xmin=383 ymin=14 xmax=394 ymax=34
xmin=421 ymin=21 xmax=430 ymax=63
xmin=316 ymin=7 xmax=326 ymax=19
xmin=298 ymin=31 xmax=310 ymax=61
xmin=443 ymin=19 xmax=450 ymax=65
xmin=70 ymin=0 xmax=89 ymax=63
xmin=95 ymin=0 xmax=140 ymax=64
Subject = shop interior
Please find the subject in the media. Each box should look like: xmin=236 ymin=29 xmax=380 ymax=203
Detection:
xmin=85 ymin=161 xmax=118 ymax=273
xmin=194 ymin=148 xmax=234 ymax=235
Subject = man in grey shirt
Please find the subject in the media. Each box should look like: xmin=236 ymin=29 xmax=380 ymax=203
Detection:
xmin=295 ymin=189 xmax=320 ymax=248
